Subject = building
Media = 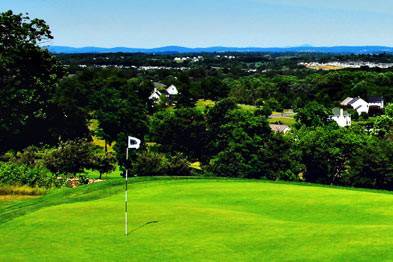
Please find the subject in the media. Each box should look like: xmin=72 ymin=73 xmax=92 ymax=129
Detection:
xmin=269 ymin=124 xmax=291 ymax=134
xmin=368 ymin=96 xmax=384 ymax=109
xmin=148 ymin=88 xmax=162 ymax=101
xmin=166 ymin=85 xmax=179 ymax=95
xmin=341 ymin=97 xmax=369 ymax=115
xmin=149 ymin=83 xmax=179 ymax=104
xmin=331 ymin=108 xmax=351 ymax=127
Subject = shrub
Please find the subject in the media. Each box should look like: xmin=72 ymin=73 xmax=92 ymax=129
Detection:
xmin=0 ymin=162 xmax=59 ymax=188
xmin=166 ymin=153 xmax=192 ymax=177
xmin=44 ymin=139 xmax=98 ymax=177
xmin=132 ymin=151 xmax=167 ymax=177
xmin=78 ymin=175 xmax=89 ymax=185
xmin=132 ymin=151 xmax=191 ymax=177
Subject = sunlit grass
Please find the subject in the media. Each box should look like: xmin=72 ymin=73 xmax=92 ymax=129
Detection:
xmin=3 ymin=178 xmax=393 ymax=261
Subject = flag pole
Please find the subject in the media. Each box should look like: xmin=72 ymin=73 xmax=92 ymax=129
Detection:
xmin=125 ymin=147 xmax=129 ymax=236
xmin=124 ymin=136 xmax=141 ymax=236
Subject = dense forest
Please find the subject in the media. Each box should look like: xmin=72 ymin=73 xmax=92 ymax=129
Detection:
xmin=2 ymin=10 xmax=393 ymax=192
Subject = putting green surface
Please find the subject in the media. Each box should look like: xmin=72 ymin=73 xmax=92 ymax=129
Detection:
xmin=2 ymin=178 xmax=393 ymax=261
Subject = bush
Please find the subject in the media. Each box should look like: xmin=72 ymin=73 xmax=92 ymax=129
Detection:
xmin=0 ymin=162 xmax=59 ymax=188
xmin=44 ymin=139 xmax=98 ymax=177
xmin=133 ymin=151 xmax=167 ymax=177
xmin=132 ymin=151 xmax=191 ymax=177
xmin=166 ymin=153 xmax=192 ymax=177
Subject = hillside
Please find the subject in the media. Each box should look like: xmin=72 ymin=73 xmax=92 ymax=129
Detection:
xmin=2 ymin=178 xmax=393 ymax=261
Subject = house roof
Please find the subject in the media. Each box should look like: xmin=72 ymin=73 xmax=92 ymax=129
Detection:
xmin=348 ymin=97 xmax=361 ymax=105
xmin=341 ymin=97 xmax=353 ymax=106
xmin=269 ymin=124 xmax=290 ymax=133
xmin=166 ymin=85 xmax=179 ymax=95
xmin=153 ymin=82 xmax=167 ymax=89
xmin=369 ymin=96 xmax=384 ymax=103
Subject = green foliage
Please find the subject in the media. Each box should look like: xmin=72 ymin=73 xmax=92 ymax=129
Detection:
xmin=0 ymin=162 xmax=58 ymax=188
xmin=44 ymin=139 xmax=98 ymax=176
xmin=296 ymin=126 xmax=393 ymax=189
xmin=295 ymin=102 xmax=330 ymax=128
xmin=0 ymin=11 xmax=72 ymax=153
xmin=208 ymin=105 xmax=301 ymax=179
xmin=149 ymin=108 xmax=208 ymax=160
xmin=385 ymin=103 xmax=393 ymax=118
xmin=90 ymin=152 xmax=116 ymax=179
xmin=373 ymin=104 xmax=393 ymax=138
xmin=132 ymin=151 xmax=191 ymax=177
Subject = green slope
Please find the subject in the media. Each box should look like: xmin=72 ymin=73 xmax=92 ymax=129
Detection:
xmin=2 ymin=178 xmax=393 ymax=261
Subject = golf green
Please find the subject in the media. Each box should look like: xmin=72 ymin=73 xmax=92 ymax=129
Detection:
xmin=2 ymin=178 xmax=393 ymax=261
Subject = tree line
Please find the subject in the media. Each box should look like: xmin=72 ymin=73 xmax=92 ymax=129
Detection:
xmin=1 ymin=10 xmax=393 ymax=190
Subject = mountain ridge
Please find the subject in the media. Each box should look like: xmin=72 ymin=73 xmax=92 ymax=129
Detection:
xmin=47 ymin=45 xmax=393 ymax=54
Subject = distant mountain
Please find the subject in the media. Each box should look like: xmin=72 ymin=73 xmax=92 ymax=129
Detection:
xmin=47 ymin=45 xmax=393 ymax=54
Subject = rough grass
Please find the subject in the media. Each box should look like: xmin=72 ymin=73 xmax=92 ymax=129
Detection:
xmin=0 ymin=185 xmax=46 ymax=196
xmin=3 ymin=178 xmax=393 ymax=261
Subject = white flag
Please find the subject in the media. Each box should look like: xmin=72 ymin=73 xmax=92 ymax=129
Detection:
xmin=128 ymin=136 xmax=141 ymax=149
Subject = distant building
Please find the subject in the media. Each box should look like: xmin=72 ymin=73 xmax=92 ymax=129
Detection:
xmin=166 ymin=85 xmax=179 ymax=95
xmin=331 ymin=108 xmax=351 ymax=127
xmin=368 ymin=96 xmax=384 ymax=109
xmin=341 ymin=97 xmax=369 ymax=115
xmin=149 ymin=88 xmax=162 ymax=101
xmin=269 ymin=124 xmax=291 ymax=134
xmin=149 ymin=83 xmax=179 ymax=104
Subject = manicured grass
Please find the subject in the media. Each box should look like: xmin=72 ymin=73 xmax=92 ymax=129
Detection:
xmin=2 ymin=178 xmax=393 ymax=261
xmin=268 ymin=117 xmax=296 ymax=126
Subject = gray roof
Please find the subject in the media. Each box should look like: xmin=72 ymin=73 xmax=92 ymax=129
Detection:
xmin=348 ymin=97 xmax=360 ymax=105
xmin=369 ymin=96 xmax=384 ymax=103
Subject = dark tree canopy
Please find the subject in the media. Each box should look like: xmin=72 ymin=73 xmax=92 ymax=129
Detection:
xmin=0 ymin=10 xmax=69 ymax=153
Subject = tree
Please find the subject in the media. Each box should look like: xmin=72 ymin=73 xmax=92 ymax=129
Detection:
xmin=149 ymin=108 xmax=208 ymax=161
xmin=209 ymin=109 xmax=301 ymax=179
xmin=0 ymin=10 xmax=65 ymax=153
xmin=295 ymin=102 xmax=330 ymax=128
xmin=91 ymin=152 xmax=116 ymax=179
xmin=92 ymin=77 xmax=149 ymax=158
xmin=373 ymin=104 xmax=393 ymax=139
xmin=44 ymin=139 xmax=97 ymax=177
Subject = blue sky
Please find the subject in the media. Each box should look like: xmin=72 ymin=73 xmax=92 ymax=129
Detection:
xmin=2 ymin=0 xmax=393 ymax=47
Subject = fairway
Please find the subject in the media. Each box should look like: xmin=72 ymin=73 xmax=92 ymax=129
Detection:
xmin=2 ymin=178 xmax=393 ymax=261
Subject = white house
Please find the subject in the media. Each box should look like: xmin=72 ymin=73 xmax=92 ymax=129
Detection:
xmin=148 ymin=88 xmax=162 ymax=101
xmin=341 ymin=97 xmax=369 ymax=115
xmin=368 ymin=96 xmax=384 ymax=109
xmin=149 ymin=84 xmax=179 ymax=104
xmin=331 ymin=108 xmax=351 ymax=127
xmin=166 ymin=85 xmax=179 ymax=95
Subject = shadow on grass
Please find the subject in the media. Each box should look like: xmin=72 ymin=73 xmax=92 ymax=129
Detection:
xmin=129 ymin=221 xmax=159 ymax=234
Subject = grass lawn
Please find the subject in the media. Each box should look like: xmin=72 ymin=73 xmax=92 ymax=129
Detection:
xmin=268 ymin=117 xmax=296 ymax=126
xmin=2 ymin=178 xmax=393 ymax=261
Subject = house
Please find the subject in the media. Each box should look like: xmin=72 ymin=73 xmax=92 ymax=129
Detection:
xmin=149 ymin=88 xmax=162 ymax=101
xmin=269 ymin=124 xmax=291 ymax=134
xmin=166 ymin=85 xmax=179 ymax=95
xmin=331 ymin=108 xmax=351 ymax=127
xmin=368 ymin=96 xmax=384 ymax=109
xmin=149 ymin=83 xmax=179 ymax=104
xmin=340 ymin=97 xmax=369 ymax=115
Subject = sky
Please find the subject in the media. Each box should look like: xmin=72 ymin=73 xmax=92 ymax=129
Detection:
xmin=2 ymin=0 xmax=393 ymax=48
